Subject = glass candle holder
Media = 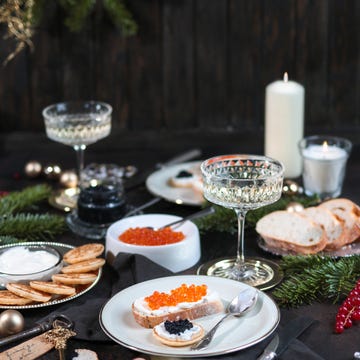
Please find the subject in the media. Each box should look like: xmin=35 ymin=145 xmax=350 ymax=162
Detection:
xmin=298 ymin=135 xmax=352 ymax=200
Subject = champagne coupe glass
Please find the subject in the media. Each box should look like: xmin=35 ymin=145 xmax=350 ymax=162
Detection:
xmin=43 ymin=101 xmax=112 ymax=188
xmin=200 ymin=154 xmax=284 ymax=287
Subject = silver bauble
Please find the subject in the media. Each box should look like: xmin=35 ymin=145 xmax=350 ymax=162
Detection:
xmin=43 ymin=164 xmax=62 ymax=180
xmin=24 ymin=161 xmax=42 ymax=178
xmin=0 ymin=310 xmax=25 ymax=336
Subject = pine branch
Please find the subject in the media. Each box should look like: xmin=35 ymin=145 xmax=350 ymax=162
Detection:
xmin=58 ymin=0 xmax=96 ymax=32
xmin=0 ymin=235 xmax=26 ymax=245
xmin=0 ymin=213 xmax=66 ymax=241
xmin=103 ymin=0 xmax=138 ymax=36
xmin=0 ymin=184 xmax=52 ymax=215
xmin=272 ymin=255 xmax=360 ymax=307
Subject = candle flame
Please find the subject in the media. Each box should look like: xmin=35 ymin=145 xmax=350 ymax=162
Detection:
xmin=283 ymin=72 xmax=289 ymax=82
xmin=322 ymin=141 xmax=329 ymax=152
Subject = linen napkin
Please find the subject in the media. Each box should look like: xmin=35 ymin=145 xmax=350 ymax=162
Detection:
xmin=45 ymin=253 xmax=324 ymax=359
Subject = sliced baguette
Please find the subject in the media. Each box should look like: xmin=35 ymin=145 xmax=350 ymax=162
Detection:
xmin=300 ymin=206 xmax=347 ymax=250
xmin=256 ymin=210 xmax=327 ymax=255
xmin=319 ymin=198 xmax=360 ymax=245
xmin=132 ymin=296 xmax=224 ymax=329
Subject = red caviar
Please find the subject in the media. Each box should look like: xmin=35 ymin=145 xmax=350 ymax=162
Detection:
xmin=118 ymin=227 xmax=185 ymax=246
xmin=145 ymin=284 xmax=208 ymax=310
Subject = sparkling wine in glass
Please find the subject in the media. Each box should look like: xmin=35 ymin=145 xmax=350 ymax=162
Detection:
xmin=200 ymin=154 xmax=284 ymax=287
xmin=42 ymin=101 xmax=112 ymax=185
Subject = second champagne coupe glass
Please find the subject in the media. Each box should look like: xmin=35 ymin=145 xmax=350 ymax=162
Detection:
xmin=43 ymin=101 xmax=112 ymax=186
xmin=199 ymin=154 xmax=284 ymax=288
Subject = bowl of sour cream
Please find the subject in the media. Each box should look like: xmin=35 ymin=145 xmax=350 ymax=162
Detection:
xmin=0 ymin=244 xmax=63 ymax=287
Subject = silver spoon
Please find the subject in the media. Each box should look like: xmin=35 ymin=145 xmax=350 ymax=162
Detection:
xmin=148 ymin=206 xmax=215 ymax=231
xmin=191 ymin=288 xmax=258 ymax=350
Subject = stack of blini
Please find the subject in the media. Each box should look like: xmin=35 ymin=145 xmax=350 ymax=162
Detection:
xmin=256 ymin=198 xmax=360 ymax=255
xmin=0 ymin=243 xmax=105 ymax=306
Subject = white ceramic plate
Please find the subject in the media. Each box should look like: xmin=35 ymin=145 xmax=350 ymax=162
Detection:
xmin=146 ymin=161 xmax=204 ymax=206
xmin=99 ymin=275 xmax=280 ymax=357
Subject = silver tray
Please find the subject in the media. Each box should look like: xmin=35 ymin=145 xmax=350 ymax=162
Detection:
xmin=0 ymin=241 xmax=102 ymax=310
xmin=257 ymin=236 xmax=360 ymax=257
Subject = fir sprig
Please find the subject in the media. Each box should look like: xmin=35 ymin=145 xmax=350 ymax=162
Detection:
xmin=194 ymin=194 xmax=319 ymax=233
xmin=0 ymin=213 xmax=66 ymax=241
xmin=0 ymin=184 xmax=52 ymax=215
xmin=272 ymin=255 xmax=360 ymax=307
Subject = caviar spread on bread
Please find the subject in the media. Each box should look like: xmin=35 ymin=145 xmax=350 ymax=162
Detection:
xmin=132 ymin=283 xmax=224 ymax=328
xmin=153 ymin=319 xmax=204 ymax=347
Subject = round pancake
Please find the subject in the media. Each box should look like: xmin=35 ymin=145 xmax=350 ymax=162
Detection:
xmin=61 ymin=258 xmax=105 ymax=274
xmin=30 ymin=281 xmax=76 ymax=296
xmin=152 ymin=322 xmax=204 ymax=347
xmin=63 ymin=243 xmax=104 ymax=264
xmin=6 ymin=283 xmax=52 ymax=303
xmin=0 ymin=290 xmax=33 ymax=305
xmin=52 ymin=272 xmax=97 ymax=285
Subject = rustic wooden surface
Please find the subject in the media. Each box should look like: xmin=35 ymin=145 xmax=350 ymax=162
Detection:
xmin=0 ymin=0 xmax=359 ymax=144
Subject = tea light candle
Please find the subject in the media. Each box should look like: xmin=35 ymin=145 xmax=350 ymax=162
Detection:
xmin=265 ymin=73 xmax=304 ymax=178
xmin=301 ymin=141 xmax=348 ymax=197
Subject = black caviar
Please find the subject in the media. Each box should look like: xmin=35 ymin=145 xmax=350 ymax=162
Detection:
xmin=164 ymin=319 xmax=193 ymax=335
xmin=175 ymin=170 xmax=193 ymax=178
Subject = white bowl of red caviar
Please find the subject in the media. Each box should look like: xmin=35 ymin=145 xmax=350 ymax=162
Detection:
xmin=105 ymin=214 xmax=201 ymax=272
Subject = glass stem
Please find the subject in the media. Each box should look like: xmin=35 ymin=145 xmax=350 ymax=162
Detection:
xmin=234 ymin=208 xmax=247 ymax=267
xmin=73 ymin=144 xmax=86 ymax=187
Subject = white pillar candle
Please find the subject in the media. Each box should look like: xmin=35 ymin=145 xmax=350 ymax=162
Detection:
xmin=301 ymin=142 xmax=348 ymax=198
xmin=265 ymin=73 xmax=304 ymax=178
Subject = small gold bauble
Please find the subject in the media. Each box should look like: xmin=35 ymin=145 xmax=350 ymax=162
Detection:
xmin=0 ymin=310 xmax=25 ymax=336
xmin=24 ymin=161 xmax=42 ymax=178
xmin=282 ymin=180 xmax=303 ymax=196
xmin=59 ymin=170 xmax=78 ymax=188
xmin=43 ymin=164 xmax=62 ymax=180
xmin=286 ymin=202 xmax=305 ymax=213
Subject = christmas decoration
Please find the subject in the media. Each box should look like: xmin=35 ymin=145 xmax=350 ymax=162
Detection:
xmin=334 ymin=279 xmax=360 ymax=333
xmin=272 ymin=255 xmax=360 ymax=307
xmin=0 ymin=0 xmax=137 ymax=65
xmin=59 ymin=170 xmax=78 ymax=188
xmin=24 ymin=160 xmax=42 ymax=178
xmin=0 ymin=185 xmax=66 ymax=244
xmin=0 ymin=310 xmax=25 ymax=336
xmin=43 ymin=164 xmax=62 ymax=180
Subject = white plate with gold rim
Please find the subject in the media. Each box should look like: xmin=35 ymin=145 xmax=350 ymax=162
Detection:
xmin=99 ymin=275 xmax=279 ymax=357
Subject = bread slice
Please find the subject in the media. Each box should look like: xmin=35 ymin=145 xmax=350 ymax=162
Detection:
xmin=132 ymin=293 xmax=224 ymax=329
xmin=152 ymin=321 xmax=204 ymax=347
xmin=300 ymin=207 xmax=347 ymax=250
xmin=319 ymin=198 xmax=360 ymax=245
xmin=256 ymin=210 xmax=327 ymax=255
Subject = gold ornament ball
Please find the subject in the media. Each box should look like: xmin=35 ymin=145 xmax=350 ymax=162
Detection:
xmin=286 ymin=202 xmax=305 ymax=213
xmin=0 ymin=310 xmax=25 ymax=336
xmin=60 ymin=170 xmax=78 ymax=188
xmin=282 ymin=180 xmax=303 ymax=196
xmin=43 ymin=164 xmax=62 ymax=180
xmin=24 ymin=161 xmax=42 ymax=178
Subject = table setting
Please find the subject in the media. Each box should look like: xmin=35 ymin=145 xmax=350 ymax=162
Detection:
xmin=0 ymin=75 xmax=359 ymax=360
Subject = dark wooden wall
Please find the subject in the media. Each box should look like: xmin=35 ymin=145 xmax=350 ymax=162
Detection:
xmin=0 ymin=0 xmax=359 ymax=144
